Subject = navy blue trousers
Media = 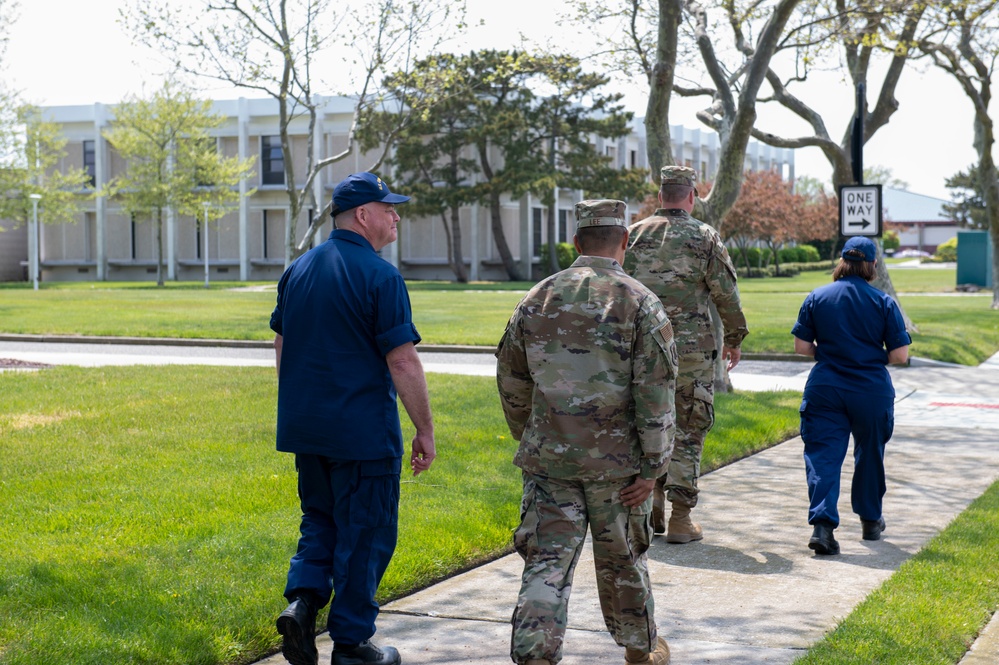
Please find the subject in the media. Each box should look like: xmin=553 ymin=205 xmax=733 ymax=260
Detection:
xmin=799 ymin=386 xmax=894 ymax=527
xmin=284 ymin=454 xmax=401 ymax=645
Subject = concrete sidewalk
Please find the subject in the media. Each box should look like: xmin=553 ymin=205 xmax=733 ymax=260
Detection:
xmin=255 ymin=357 xmax=999 ymax=665
xmin=4 ymin=336 xmax=997 ymax=662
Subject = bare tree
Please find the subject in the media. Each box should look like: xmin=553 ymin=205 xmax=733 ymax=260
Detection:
xmin=919 ymin=0 xmax=999 ymax=308
xmin=122 ymin=0 xmax=463 ymax=265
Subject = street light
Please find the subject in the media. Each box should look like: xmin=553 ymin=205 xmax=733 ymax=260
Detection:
xmin=29 ymin=193 xmax=41 ymax=291
xmin=202 ymin=201 xmax=211 ymax=289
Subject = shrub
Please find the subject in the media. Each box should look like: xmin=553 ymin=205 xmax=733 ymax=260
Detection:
xmin=736 ymin=246 xmax=774 ymax=270
xmin=538 ymin=243 xmax=579 ymax=271
xmin=777 ymin=247 xmax=799 ymax=264
xmin=883 ymin=230 xmax=901 ymax=252
xmin=778 ymin=260 xmax=835 ymax=274
xmin=769 ymin=264 xmax=800 ymax=277
xmin=779 ymin=245 xmax=822 ymax=263
xmin=934 ymin=236 xmax=958 ymax=262
xmin=797 ymin=245 xmax=822 ymax=263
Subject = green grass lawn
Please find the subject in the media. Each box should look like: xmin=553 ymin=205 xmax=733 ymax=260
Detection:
xmin=0 ymin=267 xmax=995 ymax=362
xmin=0 ymin=364 xmax=800 ymax=665
xmin=795 ymin=480 xmax=999 ymax=665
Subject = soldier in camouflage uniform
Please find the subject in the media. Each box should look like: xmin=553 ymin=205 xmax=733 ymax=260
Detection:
xmin=497 ymin=199 xmax=679 ymax=665
xmin=624 ymin=166 xmax=749 ymax=544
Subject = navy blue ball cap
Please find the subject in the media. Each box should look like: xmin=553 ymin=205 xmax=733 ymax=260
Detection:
xmin=330 ymin=172 xmax=410 ymax=217
xmin=842 ymin=236 xmax=877 ymax=262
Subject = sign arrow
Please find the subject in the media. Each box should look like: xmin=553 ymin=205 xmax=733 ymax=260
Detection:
xmin=848 ymin=218 xmax=871 ymax=229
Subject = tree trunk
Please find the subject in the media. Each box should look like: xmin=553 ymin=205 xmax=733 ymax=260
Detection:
xmin=478 ymin=141 xmax=522 ymax=281
xmin=489 ymin=190 xmax=522 ymax=281
xmin=448 ymin=205 xmax=469 ymax=283
xmin=643 ymin=0 xmax=682 ymax=180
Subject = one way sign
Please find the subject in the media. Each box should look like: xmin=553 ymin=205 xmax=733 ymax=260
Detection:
xmin=838 ymin=184 xmax=882 ymax=238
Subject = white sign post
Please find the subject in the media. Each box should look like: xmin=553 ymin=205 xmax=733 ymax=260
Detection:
xmin=838 ymin=184 xmax=882 ymax=237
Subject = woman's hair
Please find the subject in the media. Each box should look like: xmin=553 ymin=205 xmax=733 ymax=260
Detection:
xmin=832 ymin=250 xmax=876 ymax=282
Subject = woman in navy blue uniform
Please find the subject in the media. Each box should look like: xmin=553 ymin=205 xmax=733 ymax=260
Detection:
xmin=791 ymin=236 xmax=911 ymax=555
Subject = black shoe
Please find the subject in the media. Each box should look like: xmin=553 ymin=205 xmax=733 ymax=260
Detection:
xmin=276 ymin=594 xmax=319 ymax=665
xmin=861 ymin=517 xmax=886 ymax=541
xmin=332 ymin=640 xmax=401 ymax=665
xmin=808 ymin=522 xmax=840 ymax=555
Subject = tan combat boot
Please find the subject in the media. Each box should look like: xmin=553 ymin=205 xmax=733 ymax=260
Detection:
xmin=665 ymin=502 xmax=703 ymax=544
xmin=651 ymin=483 xmax=667 ymax=535
xmin=625 ymin=636 xmax=671 ymax=664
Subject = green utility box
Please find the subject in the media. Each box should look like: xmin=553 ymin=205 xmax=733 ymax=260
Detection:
xmin=956 ymin=230 xmax=993 ymax=288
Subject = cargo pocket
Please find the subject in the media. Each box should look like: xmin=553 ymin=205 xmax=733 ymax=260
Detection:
xmin=513 ymin=477 xmax=540 ymax=559
xmin=350 ymin=458 xmax=401 ymax=528
xmin=684 ymin=384 xmax=715 ymax=433
xmin=628 ymin=494 xmax=652 ymax=559
xmin=798 ymin=399 xmax=809 ymax=442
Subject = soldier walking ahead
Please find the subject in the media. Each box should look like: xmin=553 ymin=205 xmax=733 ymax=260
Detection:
xmin=497 ymin=200 xmax=679 ymax=665
xmin=625 ymin=166 xmax=749 ymax=543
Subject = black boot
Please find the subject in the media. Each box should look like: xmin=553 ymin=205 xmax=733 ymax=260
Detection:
xmin=861 ymin=517 xmax=886 ymax=541
xmin=808 ymin=522 xmax=840 ymax=555
xmin=332 ymin=640 xmax=401 ymax=665
xmin=276 ymin=592 xmax=320 ymax=665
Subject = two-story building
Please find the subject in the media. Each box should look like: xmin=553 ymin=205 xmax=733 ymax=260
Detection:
xmin=1 ymin=96 xmax=795 ymax=283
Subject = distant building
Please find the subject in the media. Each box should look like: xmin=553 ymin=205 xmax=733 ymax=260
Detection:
xmin=0 ymin=97 xmax=794 ymax=283
xmin=883 ymin=187 xmax=959 ymax=255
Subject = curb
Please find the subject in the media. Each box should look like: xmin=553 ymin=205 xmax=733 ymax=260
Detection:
xmin=0 ymin=333 xmax=489 ymax=354
xmin=0 ymin=335 xmax=952 ymax=367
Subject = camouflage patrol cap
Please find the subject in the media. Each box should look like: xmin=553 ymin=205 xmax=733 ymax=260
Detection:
xmin=660 ymin=165 xmax=697 ymax=187
xmin=574 ymin=199 xmax=628 ymax=229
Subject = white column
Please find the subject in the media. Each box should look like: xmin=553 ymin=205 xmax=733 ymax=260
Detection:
xmin=238 ymin=97 xmax=250 ymax=281
xmin=468 ymin=170 xmax=480 ymax=281
xmin=94 ymin=103 xmax=108 ymax=281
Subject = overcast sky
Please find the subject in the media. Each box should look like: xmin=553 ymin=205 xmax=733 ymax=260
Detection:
xmin=3 ymin=0 xmax=981 ymax=200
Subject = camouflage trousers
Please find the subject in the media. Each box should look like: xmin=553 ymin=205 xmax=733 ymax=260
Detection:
xmin=661 ymin=352 xmax=716 ymax=508
xmin=510 ymin=471 xmax=657 ymax=665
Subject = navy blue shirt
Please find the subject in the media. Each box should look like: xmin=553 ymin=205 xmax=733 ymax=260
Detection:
xmin=270 ymin=230 xmax=421 ymax=459
xmin=792 ymin=276 xmax=911 ymax=397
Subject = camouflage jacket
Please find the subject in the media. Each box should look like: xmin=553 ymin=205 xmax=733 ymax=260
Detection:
xmin=495 ymin=255 xmax=678 ymax=481
xmin=625 ymin=208 xmax=749 ymax=356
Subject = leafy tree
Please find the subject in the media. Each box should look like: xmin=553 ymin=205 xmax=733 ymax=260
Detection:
xmin=943 ymin=165 xmax=989 ymax=230
xmin=0 ymin=107 xmax=91 ymax=233
xmin=796 ymin=179 xmax=841 ymax=259
xmin=570 ymin=1 xmax=929 ymax=324
xmin=919 ymin=0 xmax=999 ymax=307
xmin=122 ymin=0 xmax=463 ymax=265
xmin=864 ymin=165 xmax=910 ymax=189
xmin=102 ymin=82 xmax=256 ymax=286
xmin=516 ymin=55 xmax=651 ymax=274
xmin=722 ymin=170 xmax=806 ymax=276
xmin=364 ymin=50 xmax=646 ymax=281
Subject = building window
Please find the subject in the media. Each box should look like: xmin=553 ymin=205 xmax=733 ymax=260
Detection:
xmin=261 ymin=136 xmax=284 ymax=185
xmin=196 ymin=220 xmax=203 ymax=260
xmin=630 ymin=150 xmax=638 ymax=168
xmin=83 ymin=140 xmax=96 ymax=187
xmin=558 ymin=209 xmax=568 ymax=243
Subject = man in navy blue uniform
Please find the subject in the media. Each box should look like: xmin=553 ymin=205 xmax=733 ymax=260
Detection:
xmin=270 ymin=172 xmax=436 ymax=665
